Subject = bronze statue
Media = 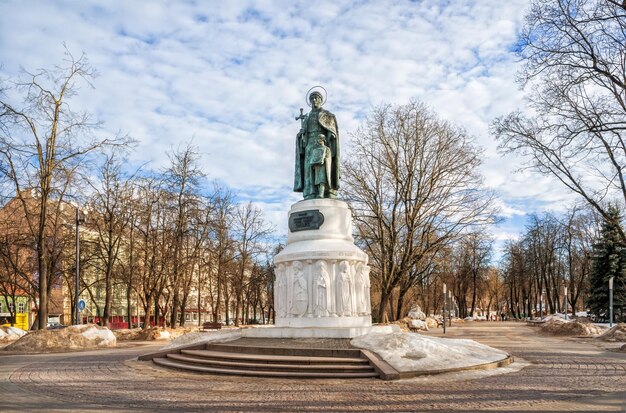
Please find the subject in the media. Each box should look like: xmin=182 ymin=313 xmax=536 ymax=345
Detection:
xmin=294 ymin=88 xmax=339 ymax=199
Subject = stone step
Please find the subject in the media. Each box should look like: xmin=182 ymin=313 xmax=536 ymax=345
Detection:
xmin=204 ymin=343 xmax=362 ymax=358
xmin=166 ymin=353 xmax=374 ymax=372
xmin=152 ymin=357 xmax=379 ymax=379
xmin=181 ymin=349 xmax=369 ymax=365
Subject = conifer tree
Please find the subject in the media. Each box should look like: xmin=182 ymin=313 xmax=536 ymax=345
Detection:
xmin=587 ymin=206 xmax=626 ymax=321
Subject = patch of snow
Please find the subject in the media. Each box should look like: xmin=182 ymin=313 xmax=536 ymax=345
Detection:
xmin=463 ymin=317 xmax=474 ymax=321
xmin=73 ymin=325 xmax=116 ymax=346
xmin=542 ymin=315 xmax=568 ymax=322
xmin=410 ymin=320 xmax=428 ymax=331
xmin=408 ymin=306 xmax=426 ymax=320
xmin=4 ymin=326 xmax=27 ymax=337
xmin=4 ymin=324 xmax=116 ymax=352
xmin=157 ymin=330 xmax=171 ymax=340
xmin=160 ymin=329 xmax=242 ymax=350
xmin=597 ymin=324 xmax=626 ymax=342
xmin=351 ymin=331 xmax=508 ymax=372
xmin=575 ymin=311 xmax=588 ymax=317
xmin=540 ymin=319 xmax=607 ymax=336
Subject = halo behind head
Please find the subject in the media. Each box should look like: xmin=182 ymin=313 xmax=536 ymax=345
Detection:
xmin=306 ymin=86 xmax=327 ymax=107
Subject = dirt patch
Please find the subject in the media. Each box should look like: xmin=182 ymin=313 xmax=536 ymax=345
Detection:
xmin=540 ymin=319 xmax=606 ymax=337
xmin=4 ymin=324 xmax=116 ymax=352
xmin=596 ymin=324 xmax=626 ymax=342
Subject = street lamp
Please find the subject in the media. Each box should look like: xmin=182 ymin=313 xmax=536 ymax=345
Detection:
xmin=442 ymin=283 xmax=447 ymax=334
xmin=448 ymin=290 xmax=452 ymax=327
xmin=609 ymin=277 xmax=614 ymax=328
xmin=563 ymin=286 xmax=567 ymax=321
xmin=75 ymin=207 xmax=87 ymax=325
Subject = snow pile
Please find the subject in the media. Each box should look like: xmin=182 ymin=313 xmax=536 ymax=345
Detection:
xmin=0 ymin=326 xmax=27 ymax=341
xmin=540 ymin=319 xmax=606 ymax=336
xmin=410 ymin=320 xmax=428 ymax=331
xmin=464 ymin=316 xmax=474 ymax=321
xmin=114 ymin=327 xmax=194 ymax=341
xmin=391 ymin=317 xmax=433 ymax=332
xmin=597 ymin=324 xmax=626 ymax=342
xmin=160 ymin=329 xmax=242 ymax=350
xmin=4 ymin=324 xmax=116 ymax=352
xmin=408 ymin=306 xmax=426 ymax=320
xmin=542 ymin=314 xmax=567 ymax=322
xmin=388 ymin=317 xmax=412 ymax=332
xmin=113 ymin=328 xmax=143 ymax=341
xmin=351 ymin=331 xmax=508 ymax=372
xmin=425 ymin=317 xmax=440 ymax=329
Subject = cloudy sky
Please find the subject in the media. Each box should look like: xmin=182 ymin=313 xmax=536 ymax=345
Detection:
xmin=0 ymin=0 xmax=579 ymax=258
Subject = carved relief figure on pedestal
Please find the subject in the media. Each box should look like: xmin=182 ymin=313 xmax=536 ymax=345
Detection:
xmin=275 ymin=264 xmax=286 ymax=318
xmin=313 ymin=261 xmax=330 ymax=317
xmin=337 ymin=260 xmax=352 ymax=316
xmin=290 ymin=261 xmax=308 ymax=317
xmin=364 ymin=265 xmax=371 ymax=314
xmin=355 ymin=262 xmax=367 ymax=315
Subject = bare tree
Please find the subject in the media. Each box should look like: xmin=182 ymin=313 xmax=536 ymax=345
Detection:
xmin=344 ymin=101 xmax=498 ymax=322
xmin=0 ymin=49 xmax=131 ymax=329
xmin=210 ymin=187 xmax=235 ymax=324
xmin=492 ymin=0 xmax=626 ymax=241
xmin=231 ymin=202 xmax=273 ymax=326
xmin=163 ymin=144 xmax=204 ymax=327
xmin=84 ymin=153 xmax=135 ymax=327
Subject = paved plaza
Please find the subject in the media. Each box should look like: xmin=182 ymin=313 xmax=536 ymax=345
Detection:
xmin=1 ymin=322 xmax=625 ymax=412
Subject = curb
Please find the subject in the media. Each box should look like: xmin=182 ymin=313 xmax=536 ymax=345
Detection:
xmin=397 ymin=354 xmax=514 ymax=379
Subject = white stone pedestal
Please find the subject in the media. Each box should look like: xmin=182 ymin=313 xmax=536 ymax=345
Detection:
xmin=245 ymin=199 xmax=379 ymax=339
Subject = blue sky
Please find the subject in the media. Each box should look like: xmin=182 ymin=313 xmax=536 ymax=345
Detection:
xmin=0 ymin=0 xmax=581 ymax=259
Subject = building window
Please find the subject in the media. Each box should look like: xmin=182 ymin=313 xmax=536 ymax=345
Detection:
xmin=18 ymin=302 xmax=25 ymax=313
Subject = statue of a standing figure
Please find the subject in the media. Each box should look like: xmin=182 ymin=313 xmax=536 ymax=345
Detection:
xmin=294 ymin=88 xmax=340 ymax=199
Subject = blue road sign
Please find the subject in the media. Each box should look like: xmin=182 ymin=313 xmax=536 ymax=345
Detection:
xmin=78 ymin=300 xmax=86 ymax=311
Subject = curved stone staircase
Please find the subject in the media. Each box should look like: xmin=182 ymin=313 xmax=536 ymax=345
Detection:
xmin=139 ymin=340 xmax=399 ymax=380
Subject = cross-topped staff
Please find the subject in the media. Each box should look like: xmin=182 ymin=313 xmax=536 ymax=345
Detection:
xmin=295 ymin=107 xmax=306 ymax=131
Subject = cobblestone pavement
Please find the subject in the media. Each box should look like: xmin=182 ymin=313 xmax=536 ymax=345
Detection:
xmin=1 ymin=322 xmax=625 ymax=412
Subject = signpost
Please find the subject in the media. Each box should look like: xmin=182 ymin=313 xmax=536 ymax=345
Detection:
xmin=75 ymin=207 xmax=86 ymax=325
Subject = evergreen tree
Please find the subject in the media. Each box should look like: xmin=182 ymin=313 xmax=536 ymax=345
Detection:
xmin=587 ymin=206 xmax=626 ymax=321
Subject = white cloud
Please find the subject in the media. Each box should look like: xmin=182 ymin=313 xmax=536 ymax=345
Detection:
xmin=1 ymin=0 xmax=581 ymax=250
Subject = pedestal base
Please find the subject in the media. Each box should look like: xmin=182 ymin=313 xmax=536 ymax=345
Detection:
xmin=242 ymin=325 xmax=395 ymax=339
xmin=273 ymin=199 xmax=373 ymax=337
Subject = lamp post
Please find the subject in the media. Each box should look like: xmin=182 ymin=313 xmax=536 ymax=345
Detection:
xmin=443 ymin=283 xmax=447 ymax=334
xmin=563 ymin=286 xmax=567 ymax=321
xmin=539 ymin=289 xmax=543 ymax=320
xmin=75 ymin=207 xmax=86 ymax=325
xmin=609 ymin=277 xmax=614 ymax=328
xmin=448 ymin=290 xmax=452 ymax=327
